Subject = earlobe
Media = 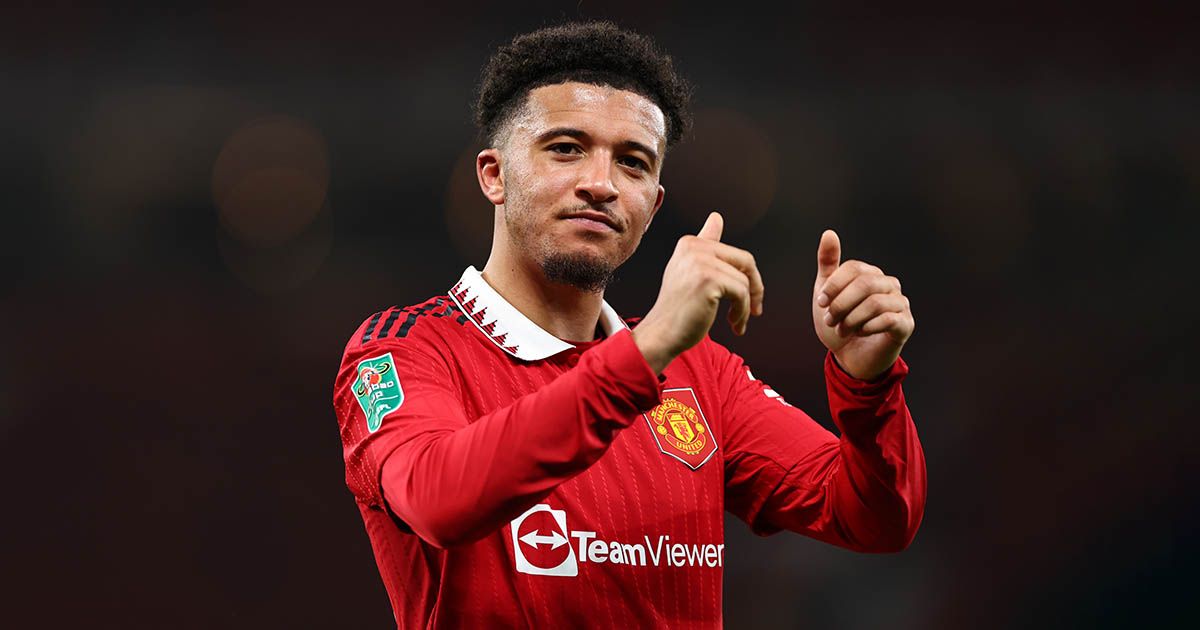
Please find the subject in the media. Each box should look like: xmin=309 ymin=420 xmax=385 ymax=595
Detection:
xmin=476 ymin=149 xmax=505 ymax=205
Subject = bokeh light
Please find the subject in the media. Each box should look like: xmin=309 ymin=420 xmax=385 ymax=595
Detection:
xmin=212 ymin=116 xmax=330 ymax=247
xmin=62 ymin=86 xmax=255 ymax=258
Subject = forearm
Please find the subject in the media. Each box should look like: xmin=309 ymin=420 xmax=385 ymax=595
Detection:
xmin=817 ymin=413 xmax=925 ymax=551
xmin=736 ymin=353 xmax=926 ymax=552
xmin=382 ymin=329 xmax=661 ymax=548
xmin=820 ymin=353 xmax=926 ymax=551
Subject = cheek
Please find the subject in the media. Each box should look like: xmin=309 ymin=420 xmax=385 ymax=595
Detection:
xmin=512 ymin=167 xmax=574 ymax=216
xmin=627 ymin=184 xmax=660 ymax=225
xmin=536 ymin=168 xmax=578 ymax=198
xmin=621 ymin=195 xmax=658 ymax=245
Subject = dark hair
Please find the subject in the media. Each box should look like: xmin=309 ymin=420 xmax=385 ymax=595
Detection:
xmin=473 ymin=21 xmax=693 ymax=148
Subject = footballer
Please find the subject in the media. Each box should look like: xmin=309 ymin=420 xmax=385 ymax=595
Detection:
xmin=333 ymin=21 xmax=926 ymax=628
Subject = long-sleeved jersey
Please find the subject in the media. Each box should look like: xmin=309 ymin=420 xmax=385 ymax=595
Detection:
xmin=332 ymin=266 xmax=926 ymax=628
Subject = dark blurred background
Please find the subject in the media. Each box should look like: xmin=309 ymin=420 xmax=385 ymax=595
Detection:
xmin=2 ymin=1 xmax=1197 ymax=628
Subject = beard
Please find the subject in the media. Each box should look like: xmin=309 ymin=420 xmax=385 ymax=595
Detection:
xmin=540 ymin=251 xmax=616 ymax=293
xmin=503 ymin=188 xmax=621 ymax=293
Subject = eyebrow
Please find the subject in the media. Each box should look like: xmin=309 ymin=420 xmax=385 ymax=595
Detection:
xmin=535 ymin=127 xmax=660 ymax=168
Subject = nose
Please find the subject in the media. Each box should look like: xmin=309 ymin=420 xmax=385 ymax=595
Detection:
xmin=575 ymin=154 xmax=619 ymax=205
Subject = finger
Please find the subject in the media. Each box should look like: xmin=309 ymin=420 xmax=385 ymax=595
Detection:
xmin=825 ymin=273 xmax=900 ymax=326
xmin=709 ymin=260 xmax=751 ymax=335
xmin=697 ymin=211 xmax=724 ymax=242
xmin=838 ymin=293 xmax=908 ymax=333
xmin=814 ymin=229 xmax=840 ymax=289
xmin=708 ymin=241 xmax=764 ymax=316
xmin=716 ymin=263 xmax=751 ymax=336
xmin=858 ymin=311 xmax=915 ymax=341
xmin=817 ymin=261 xmax=885 ymax=312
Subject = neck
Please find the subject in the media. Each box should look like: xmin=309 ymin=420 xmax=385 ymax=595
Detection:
xmin=480 ymin=248 xmax=605 ymax=343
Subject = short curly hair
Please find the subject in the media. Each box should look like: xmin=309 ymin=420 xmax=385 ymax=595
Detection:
xmin=473 ymin=21 xmax=693 ymax=149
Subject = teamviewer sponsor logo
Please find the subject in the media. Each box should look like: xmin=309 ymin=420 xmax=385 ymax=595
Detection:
xmin=510 ymin=504 xmax=578 ymax=576
xmin=509 ymin=504 xmax=725 ymax=577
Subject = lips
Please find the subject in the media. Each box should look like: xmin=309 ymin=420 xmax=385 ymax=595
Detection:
xmin=560 ymin=210 xmax=620 ymax=232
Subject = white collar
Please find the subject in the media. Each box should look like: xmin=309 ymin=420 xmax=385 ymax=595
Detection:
xmin=447 ymin=266 xmax=629 ymax=361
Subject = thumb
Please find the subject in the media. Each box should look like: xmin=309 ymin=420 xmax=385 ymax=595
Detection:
xmin=815 ymin=229 xmax=841 ymax=283
xmin=697 ymin=211 xmax=724 ymax=241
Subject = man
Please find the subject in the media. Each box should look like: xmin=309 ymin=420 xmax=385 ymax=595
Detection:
xmin=333 ymin=21 xmax=925 ymax=628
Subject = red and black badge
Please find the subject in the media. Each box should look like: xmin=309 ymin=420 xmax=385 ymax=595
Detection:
xmin=644 ymin=388 xmax=718 ymax=470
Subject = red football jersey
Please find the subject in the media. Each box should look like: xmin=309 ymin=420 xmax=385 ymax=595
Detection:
xmin=333 ymin=266 xmax=926 ymax=628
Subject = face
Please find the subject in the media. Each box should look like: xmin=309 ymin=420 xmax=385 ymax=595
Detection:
xmin=477 ymin=82 xmax=667 ymax=291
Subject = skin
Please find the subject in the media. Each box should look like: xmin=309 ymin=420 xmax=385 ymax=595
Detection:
xmin=477 ymin=82 xmax=666 ymax=342
xmin=812 ymin=230 xmax=915 ymax=380
xmin=476 ymin=81 xmax=914 ymax=379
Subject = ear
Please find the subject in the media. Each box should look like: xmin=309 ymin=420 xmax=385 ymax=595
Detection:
xmin=645 ymin=184 xmax=665 ymax=231
xmin=476 ymin=148 xmax=504 ymax=205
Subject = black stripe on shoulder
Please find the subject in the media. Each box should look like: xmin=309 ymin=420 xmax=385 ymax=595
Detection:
xmin=395 ymin=298 xmax=448 ymax=339
xmin=392 ymin=310 xmax=421 ymax=339
xmin=364 ymin=297 xmax=467 ymax=344
xmin=361 ymin=310 xmax=384 ymax=343
xmin=443 ymin=299 xmax=469 ymax=326
xmin=375 ymin=308 xmax=405 ymax=340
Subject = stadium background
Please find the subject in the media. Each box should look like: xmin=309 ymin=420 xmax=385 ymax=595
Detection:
xmin=2 ymin=2 xmax=1196 ymax=628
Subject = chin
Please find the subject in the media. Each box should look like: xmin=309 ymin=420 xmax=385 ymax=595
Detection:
xmin=539 ymin=248 xmax=618 ymax=292
xmin=551 ymin=249 xmax=611 ymax=270
xmin=548 ymin=237 xmax=613 ymax=263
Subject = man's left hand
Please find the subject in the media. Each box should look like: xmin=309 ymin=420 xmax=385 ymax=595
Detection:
xmin=812 ymin=230 xmax=915 ymax=381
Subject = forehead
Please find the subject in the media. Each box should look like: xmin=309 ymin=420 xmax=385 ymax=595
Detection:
xmin=514 ymin=82 xmax=666 ymax=150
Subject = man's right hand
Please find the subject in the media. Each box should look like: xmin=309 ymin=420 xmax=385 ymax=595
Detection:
xmin=632 ymin=212 xmax=765 ymax=374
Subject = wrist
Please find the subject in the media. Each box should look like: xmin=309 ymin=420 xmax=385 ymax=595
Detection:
xmin=831 ymin=351 xmax=891 ymax=382
xmin=631 ymin=322 xmax=676 ymax=375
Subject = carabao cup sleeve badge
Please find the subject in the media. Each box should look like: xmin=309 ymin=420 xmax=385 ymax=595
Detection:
xmin=643 ymin=388 xmax=718 ymax=470
xmin=352 ymin=353 xmax=404 ymax=433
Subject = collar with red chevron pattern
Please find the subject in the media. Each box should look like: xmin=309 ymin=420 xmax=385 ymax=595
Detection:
xmin=448 ymin=266 xmax=629 ymax=361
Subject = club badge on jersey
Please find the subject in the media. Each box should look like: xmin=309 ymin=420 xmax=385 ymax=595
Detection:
xmin=644 ymin=388 xmax=718 ymax=470
xmin=353 ymin=353 xmax=404 ymax=433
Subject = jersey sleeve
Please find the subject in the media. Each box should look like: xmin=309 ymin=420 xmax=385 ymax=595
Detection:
xmin=332 ymin=323 xmax=663 ymax=548
xmin=716 ymin=341 xmax=927 ymax=553
xmin=333 ymin=326 xmax=466 ymax=510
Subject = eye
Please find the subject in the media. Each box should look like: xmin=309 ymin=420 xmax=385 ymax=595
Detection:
xmin=618 ymin=156 xmax=649 ymax=171
xmin=548 ymin=143 xmax=582 ymax=155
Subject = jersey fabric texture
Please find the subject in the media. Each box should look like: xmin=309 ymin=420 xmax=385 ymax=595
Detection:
xmin=332 ymin=266 xmax=927 ymax=628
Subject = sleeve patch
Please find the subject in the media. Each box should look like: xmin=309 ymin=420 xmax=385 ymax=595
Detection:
xmin=353 ymin=352 xmax=405 ymax=432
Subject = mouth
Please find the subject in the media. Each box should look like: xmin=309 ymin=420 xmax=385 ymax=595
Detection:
xmin=560 ymin=210 xmax=620 ymax=233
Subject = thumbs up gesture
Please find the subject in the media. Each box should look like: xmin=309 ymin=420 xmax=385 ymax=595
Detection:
xmin=813 ymin=230 xmax=914 ymax=380
xmin=633 ymin=212 xmax=765 ymax=374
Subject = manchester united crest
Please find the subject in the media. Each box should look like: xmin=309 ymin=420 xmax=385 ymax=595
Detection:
xmin=644 ymin=388 xmax=718 ymax=470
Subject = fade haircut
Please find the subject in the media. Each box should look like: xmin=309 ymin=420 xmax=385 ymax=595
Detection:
xmin=473 ymin=21 xmax=694 ymax=150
